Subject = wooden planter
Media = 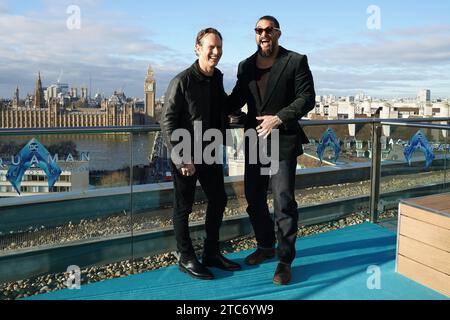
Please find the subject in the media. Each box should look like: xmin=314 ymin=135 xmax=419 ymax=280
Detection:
xmin=396 ymin=193 xmax=450 ymax=297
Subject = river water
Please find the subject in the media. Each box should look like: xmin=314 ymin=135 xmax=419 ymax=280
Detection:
xmin=0 ymin=133 xmax=156 ymax=171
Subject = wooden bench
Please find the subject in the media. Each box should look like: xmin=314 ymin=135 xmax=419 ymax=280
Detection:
xmin=397 ymin=193 xmax=450 ymax=297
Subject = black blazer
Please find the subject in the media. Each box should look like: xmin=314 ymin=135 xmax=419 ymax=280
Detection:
xmin=228 ymin=46 xmax=316 ymax=160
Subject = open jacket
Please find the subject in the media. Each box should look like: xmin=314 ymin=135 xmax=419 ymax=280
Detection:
xmin=228 ymin=46 xmax=316 ymax=160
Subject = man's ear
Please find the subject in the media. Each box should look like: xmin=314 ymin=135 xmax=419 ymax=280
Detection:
xmin=195 ymin=44 xmax=200 ymax=57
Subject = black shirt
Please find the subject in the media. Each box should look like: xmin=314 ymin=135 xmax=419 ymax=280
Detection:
xmin=192 ymin=62 xmax=223 ymax=132
xmin=255 ymin=66 xmax=272 ymax=102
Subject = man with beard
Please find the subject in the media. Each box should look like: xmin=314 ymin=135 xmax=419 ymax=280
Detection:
xmin=161 ymin=28 xmax=241 ymax=280
xmin=228 ymin=16 xmax=316 ymax=285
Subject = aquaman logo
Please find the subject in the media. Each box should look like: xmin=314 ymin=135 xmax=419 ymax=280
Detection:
xmin=6 ymin=138 xmax=62 ymax=195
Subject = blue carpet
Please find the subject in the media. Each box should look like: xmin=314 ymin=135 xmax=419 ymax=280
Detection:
xmin=29 ymin=223 xmax=448 ymax=300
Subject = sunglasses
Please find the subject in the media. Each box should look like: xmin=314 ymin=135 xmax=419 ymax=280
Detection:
xmin=254 ymin=27 xmax=280 ymax=35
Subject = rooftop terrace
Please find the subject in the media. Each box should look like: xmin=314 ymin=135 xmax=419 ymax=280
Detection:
xmin=28 ymin=223 xmax=447 ymax=300
xmin=1 ymin=118 xmax=449 ymax=300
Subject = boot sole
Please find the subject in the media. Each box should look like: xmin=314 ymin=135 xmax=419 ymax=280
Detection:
xmin=202 ymin=262 xmax=242 ymax=271
xmin=273 ymin=275 xmax=292 ymax=285
xmin=244 ymin=254 xmax=276 ymax=266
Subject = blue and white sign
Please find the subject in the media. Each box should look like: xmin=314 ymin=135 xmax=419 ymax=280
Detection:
xmin=403 ymin=130 xmax=435 ymax=169
xmin=6 ymin=138 xmax=62 ymax=195
xmin=317 ymin=128 xmax=341 ymax=163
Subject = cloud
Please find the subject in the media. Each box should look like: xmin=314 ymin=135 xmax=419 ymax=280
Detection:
xmin=314 ymin=34 xmax=450 ymax=67
xmin=305 ymin=25 xmax=450 ymax=97
xmin=1 ymin=4 xmax=450 ymax=100
xmin=0 ymin=3 xmax=191 ymax=99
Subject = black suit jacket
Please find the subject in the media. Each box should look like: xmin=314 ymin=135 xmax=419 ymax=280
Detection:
xmin=228 ymin=46 xmax=316 ymax=160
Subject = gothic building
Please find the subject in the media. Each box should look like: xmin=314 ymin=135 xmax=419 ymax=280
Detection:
xmin=33 ymin=72 xmax=45 ymax=108
xmin=1 ymin=67 xmax=158 ymax=128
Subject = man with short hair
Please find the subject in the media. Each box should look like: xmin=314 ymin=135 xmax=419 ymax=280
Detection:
xmin=161 ymin=28 xmax=241 ymax=280
xmin=228 ymin=16 xmax=316 ymax=285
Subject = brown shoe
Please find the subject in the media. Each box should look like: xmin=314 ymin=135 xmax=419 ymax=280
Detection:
xmin=273 ymin=263 xmax=292 ymax=285
xmin=244 ymin=248 xmax=276 ymax=265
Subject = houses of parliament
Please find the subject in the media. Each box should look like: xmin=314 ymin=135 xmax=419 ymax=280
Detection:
xmin=0 ymin=66 xmax=159 ymax=128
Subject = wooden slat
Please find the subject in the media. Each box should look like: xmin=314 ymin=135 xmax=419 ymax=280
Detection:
xmin=399 ymin=203 xmax=450 ymax=230
xmin=398 ymin=235 xmax=450 ymax=274
xmin=399 ymin=215 xmax=450 ymax=251
xmin=408 ymin=193 xmax=450 ymax=212
xmin=397 ymin=255 xmax=449 ymax=297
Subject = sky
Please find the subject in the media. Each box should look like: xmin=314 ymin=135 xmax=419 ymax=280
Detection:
xmin=1 ymin=0 xmax=450 ymax=100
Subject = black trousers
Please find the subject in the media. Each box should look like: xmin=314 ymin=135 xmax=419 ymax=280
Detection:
xmin=171 ymin=163 xmax=227 ymax=258
xmin=245 ymin=152 xmax=298 ymax=264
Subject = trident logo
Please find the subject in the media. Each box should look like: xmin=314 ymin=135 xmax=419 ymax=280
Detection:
xmin=6 ymin=138 xmax=62 ymax=195
xmin=317 ymin=128 xmax=341 ymax=163
xmin=403 ymin=130 xmax=435 ymax=169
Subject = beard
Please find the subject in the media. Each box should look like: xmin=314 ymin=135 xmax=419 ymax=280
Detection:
xmin=257 ymin=39 xmax=279 ymax=58
xmin=257 ymin=43 xmax=273 ymax=57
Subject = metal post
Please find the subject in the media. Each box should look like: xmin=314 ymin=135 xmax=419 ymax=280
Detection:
xmin=369 ymin=122 xmax=382 ymax=223
xmin=130 ymin=131 xmax=135 ymax=274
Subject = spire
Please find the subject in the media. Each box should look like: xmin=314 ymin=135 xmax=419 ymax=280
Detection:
xmin=33 ymin=71 xmax=45 ymax=108
xmin=147 ymin=65 xmax=154 ymax=78
xmin=13 ymin=85 xmax=20 ymax=108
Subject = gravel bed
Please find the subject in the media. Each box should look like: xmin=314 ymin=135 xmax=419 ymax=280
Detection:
xmin=0 ymin=170 xmax=446 ymax=252
xmin=0 ymin=208 xmax=397 ymax=300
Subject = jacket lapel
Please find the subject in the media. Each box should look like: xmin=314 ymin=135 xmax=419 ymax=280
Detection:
xmin=246 ymin=53 xmax=261 ymax=107
xmin=261 ymin=47 xmax=290 ymax=111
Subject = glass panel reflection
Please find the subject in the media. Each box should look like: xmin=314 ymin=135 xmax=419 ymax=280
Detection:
xmin=301 ymin=123 xmax=372 ymax=205
xmin=0 ymin=132 xmax=133 ymax=286
xmin=379 ymin=124 xmax=450 ymax=219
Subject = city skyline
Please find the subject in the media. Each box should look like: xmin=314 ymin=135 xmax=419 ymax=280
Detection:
xmin=3 ymin=72 xmax=446 ymax=103
xmin=1 ymin=0 xmax=450 ymax=99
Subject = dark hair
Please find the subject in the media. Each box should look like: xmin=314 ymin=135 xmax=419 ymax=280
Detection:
xmin=257 ymin=15 xmax=280 ymax=29
xmin=196 ymin=28 xmax=223 ymax=46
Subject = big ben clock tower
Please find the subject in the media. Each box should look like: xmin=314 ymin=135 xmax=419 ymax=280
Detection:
xmin=144 ymin=65 xmax=156 ymax=121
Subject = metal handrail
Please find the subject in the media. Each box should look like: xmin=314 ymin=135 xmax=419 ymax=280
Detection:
xmin=0 ymin=125 xmax=161 ymax=136
xmin=298 ymin=117 xmax=450 ymax=126
xmin=380 ymin=121 xmax=450 ymax=130
xmin=1 ymin=117 xmax=449 ymax=135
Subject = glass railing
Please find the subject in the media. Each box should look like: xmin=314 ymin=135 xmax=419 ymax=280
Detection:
xmin=378 ymin=121 xmax=450 ymax=211
xmin=300 ymin=121 xmax=373 ymax=225
xmin=0 ymin=118 xmax=449 ymax=299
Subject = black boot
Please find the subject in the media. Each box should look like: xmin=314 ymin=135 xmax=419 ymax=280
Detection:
xmin=179 ymin=255 xmax=214 ymax=280
xmin=202 ymin=252 xmax=242 ymax=271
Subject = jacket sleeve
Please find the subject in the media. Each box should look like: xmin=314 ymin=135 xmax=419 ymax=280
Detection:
xmin=161 ymin=77 xmax=185 ymax=169
xmin=226 ymin=61 xmax=248 ymax=115
xmin=276 ymin=55 xmax=315 ymax=123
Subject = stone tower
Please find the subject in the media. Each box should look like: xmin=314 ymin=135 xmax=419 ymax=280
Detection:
xmin=144 ymin=65 xmax=156 ymax=121
xmin=12 ymin=86 xmax=19 ymax=108
xmin=33 ymin=72 xmax=45 ymax=108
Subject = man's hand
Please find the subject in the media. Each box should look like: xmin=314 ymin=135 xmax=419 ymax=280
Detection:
xmin=180 ymin=163 xmax=196 ymax=177
xmin=256 ymin=115 xmax=283 ymax=139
